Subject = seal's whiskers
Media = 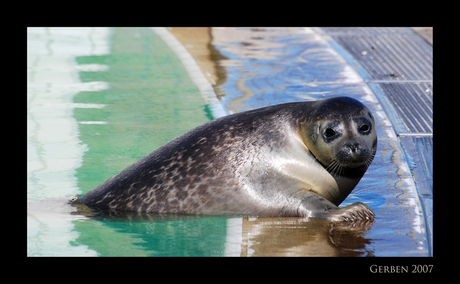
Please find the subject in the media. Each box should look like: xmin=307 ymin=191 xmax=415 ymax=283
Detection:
xmin=365 ymin=154 xmax=375 ymax=168
xmin=326 ymin=159 xmax=344 ymax=176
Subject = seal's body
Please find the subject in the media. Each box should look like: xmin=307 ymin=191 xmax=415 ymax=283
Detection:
xmin=80 ymin=97 xmax=377 ymax=221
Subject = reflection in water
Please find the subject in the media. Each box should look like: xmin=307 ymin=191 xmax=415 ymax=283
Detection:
xmin=240 ymin=217 xmax=373 ymax=257
xmin=210 ymin=27 xmax=362 ymax=114
xmin=70 ymin=198 xmax=373 ymax=257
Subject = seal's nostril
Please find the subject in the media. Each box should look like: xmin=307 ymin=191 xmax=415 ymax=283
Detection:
xmin=345 ymin=142 xmax=360 ymax=153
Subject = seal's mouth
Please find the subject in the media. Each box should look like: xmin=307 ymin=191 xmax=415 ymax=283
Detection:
xmin=308 ymin=147 xmax=375 ymax=178
xmin=335 ymin=147 xmax=373 ymax=166
xmin=324 ymin=153 xmax=375 ymax=178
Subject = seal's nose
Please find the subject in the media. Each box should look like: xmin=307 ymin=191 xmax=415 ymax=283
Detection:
xmin=344 ymin=142 xmax=360 ymax=153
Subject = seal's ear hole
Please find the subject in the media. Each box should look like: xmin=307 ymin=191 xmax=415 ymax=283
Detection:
xmin=324 ymin=128 xmax=336 ymax=138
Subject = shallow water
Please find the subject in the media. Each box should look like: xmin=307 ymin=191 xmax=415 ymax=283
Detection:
xmin=29 ymin=196 xmax=375 ymax=256
xmin=27 ymin=27 xmax=430 ymax=256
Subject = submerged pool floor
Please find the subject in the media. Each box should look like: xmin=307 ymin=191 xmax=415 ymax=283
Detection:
xmin=27 ymin=27 xmax=432 ymax=257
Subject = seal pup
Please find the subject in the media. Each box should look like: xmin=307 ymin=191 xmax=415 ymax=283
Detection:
xmin=80 ymin=96 xmax=377 ymax=221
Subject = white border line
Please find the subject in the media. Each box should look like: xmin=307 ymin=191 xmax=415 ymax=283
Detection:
xmin=151 ymin=27 xmax=227 ymax=119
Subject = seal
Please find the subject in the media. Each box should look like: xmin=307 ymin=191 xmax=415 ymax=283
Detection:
xmin=80 ymin=96 xmax=377 ymax=221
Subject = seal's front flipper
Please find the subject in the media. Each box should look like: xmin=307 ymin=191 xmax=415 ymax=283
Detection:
xmin=295 ymin=192 xmax=374 ymax=222
xmin=325 ymin=202 xmax=375 ymax=222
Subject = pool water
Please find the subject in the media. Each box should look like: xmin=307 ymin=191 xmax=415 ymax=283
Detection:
xmin=73 ymin=28 xmax=212 ymax=195
xmin=27 ymin=27 xmax=431 ymax=256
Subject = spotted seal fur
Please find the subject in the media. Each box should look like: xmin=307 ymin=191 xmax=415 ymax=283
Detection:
xmin=80 ymin=96 xmax=377 ymax=221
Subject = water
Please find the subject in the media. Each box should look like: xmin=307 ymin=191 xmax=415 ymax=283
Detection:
xmin=27 ymin=27 xmax=430 ymax=256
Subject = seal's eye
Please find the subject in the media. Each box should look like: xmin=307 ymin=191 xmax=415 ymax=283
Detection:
xmin=359 ymin=124 xmax=370 ymax=133
xmin=324 ymin=128 xmax=336 ymax=138
xmin=322 ymin=121 xmax=342 ymax=142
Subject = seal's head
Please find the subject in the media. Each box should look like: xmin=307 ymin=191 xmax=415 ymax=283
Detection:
xmin=299 ymin=97 xmax=377 ymax=178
